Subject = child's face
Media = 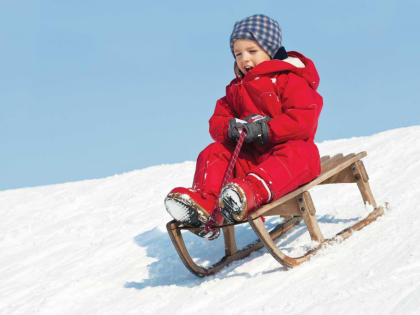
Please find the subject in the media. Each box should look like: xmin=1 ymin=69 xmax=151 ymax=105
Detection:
xmin=233 ymin=38 xmax=271 ymax=76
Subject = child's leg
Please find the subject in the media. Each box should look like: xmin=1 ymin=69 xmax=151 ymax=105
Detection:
xmin=250 ymin=141 xmax=321 ymax=200
xmin=193 ymin=142 xmax=254 ymax=198
xmin=219 ymin=141 xmax=321 ymax=222
xmin=165 ymin=142 xmax=255 ymax=225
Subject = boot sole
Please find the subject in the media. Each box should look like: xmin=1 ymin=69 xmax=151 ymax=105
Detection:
xmin=165 ymin=193 xmax=210 ymax=227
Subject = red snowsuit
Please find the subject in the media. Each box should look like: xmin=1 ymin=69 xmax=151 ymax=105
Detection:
xmin=193 ymin=51 xmax=323 ymax=205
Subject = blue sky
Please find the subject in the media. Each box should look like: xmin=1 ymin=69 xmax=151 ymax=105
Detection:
xmin=1 ymin=0 xmax=419 ymax=190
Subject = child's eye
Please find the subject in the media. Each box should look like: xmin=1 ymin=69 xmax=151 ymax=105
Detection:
xmin=249 ymin=50 xmax=257 ymax=54
xmin=235 ymin=52 xmax=242 ymax=57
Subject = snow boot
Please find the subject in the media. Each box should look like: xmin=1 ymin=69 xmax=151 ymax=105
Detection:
xmin=219 ymin=174 xmax=272 ymax=223
xmin=164 ymin=187 xmax=215 ymax=227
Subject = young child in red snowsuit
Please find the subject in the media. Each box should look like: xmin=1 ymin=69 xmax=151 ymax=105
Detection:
xmin=165 ymin=14 xmax=323 ymax=238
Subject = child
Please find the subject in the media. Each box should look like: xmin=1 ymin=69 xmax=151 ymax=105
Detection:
xmin=164 ymin=14 xmax=323 ymax=238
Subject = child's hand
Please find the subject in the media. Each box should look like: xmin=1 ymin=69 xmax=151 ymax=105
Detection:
xmin=243 ymin=117 xmax=271 ymax=145
xmin=228 ymin=118 xmax=247 ymax=142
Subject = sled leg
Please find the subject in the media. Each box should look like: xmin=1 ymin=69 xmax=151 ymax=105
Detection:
xmin=352 ymin=161 xmax=377 ymax=208
xmin=222 ymin=226 xmax=237 ymax=256
xmin=298 ymin=192 xmax=324 ymax=243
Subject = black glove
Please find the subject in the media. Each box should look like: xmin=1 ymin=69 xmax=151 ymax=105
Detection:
xmin=228 ymin=118 xmax=246 ymax=142
xmin=243 ymin=117 xmax=271 ymax=145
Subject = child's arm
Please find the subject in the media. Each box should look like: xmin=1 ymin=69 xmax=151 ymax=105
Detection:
xmin=209 ymin=96 xmax=236 ymax=144
xmin=268 ymin=73 xmax=322 ymax=143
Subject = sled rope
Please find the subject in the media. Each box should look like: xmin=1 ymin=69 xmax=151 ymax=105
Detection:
xmin=203 ymin=129 xmax=246 ymax=235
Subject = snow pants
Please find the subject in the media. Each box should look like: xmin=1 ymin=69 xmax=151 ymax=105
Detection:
xmin=192 ymin=140 xmax=321 ymax=201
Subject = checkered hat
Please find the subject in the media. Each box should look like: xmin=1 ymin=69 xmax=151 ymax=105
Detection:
xmin=230 ymin=14 xmax=282 ymax=59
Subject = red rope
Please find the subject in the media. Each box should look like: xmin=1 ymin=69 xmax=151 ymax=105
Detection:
xmin=202 ymin=129 xmax=246 ymax=234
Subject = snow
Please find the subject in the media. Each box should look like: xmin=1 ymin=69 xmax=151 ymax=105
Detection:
xmin=2 ymin=126 xmax=420 ymax=315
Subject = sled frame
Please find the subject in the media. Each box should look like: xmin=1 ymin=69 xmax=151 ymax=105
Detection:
xmin=166 ymin=151 xmax=384 ymax=277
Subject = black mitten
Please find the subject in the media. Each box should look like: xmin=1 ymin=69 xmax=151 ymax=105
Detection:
xmin=243 ymin=117 xmax=271 ymax=144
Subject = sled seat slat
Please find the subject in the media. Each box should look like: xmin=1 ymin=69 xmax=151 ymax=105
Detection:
xmin=320 ymin=155 xmax=330 ymax=163
xmin=320 ymin=153 xmax=344 ymax=172
xmin=321 ymin=153 xmax=357 ymax=174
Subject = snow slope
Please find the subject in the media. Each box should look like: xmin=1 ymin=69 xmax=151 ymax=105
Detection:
xmin=1 ymin=126 xmax=420 ymax=315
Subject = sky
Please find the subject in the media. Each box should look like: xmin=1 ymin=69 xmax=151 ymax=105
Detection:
xmin=1 ymin=0 xmax=419 ymax=191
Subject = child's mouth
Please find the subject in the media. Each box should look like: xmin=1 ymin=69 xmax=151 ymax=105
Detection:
xmin=245 ymin=66 xmax=253 ymax=72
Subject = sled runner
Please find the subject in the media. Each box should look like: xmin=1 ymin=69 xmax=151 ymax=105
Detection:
xmin=166 ymin=151 xmax=384 ymax=277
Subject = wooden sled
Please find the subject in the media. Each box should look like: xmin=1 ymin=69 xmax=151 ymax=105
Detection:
xmin=166 ymin=152 xmax=385 ymax=277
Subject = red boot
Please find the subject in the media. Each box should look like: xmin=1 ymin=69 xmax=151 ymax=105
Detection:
xmin=219 ymin=174 xmax=272 ymax=222
xmin=164 ymin=187 xmax=216 ymax=226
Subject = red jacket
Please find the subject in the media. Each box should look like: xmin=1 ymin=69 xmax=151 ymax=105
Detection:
xmin=209 ymin=51 xmax=322 ymax=147
xmin=192 ymin=52 xmax=323 ymax=201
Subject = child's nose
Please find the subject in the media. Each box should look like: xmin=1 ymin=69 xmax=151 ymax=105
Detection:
xmin=241 ymin=54 xmax=250 ymax=64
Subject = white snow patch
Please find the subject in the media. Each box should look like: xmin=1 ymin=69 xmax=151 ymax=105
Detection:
xmin=1 ymin=126 xmax=420 ymax=314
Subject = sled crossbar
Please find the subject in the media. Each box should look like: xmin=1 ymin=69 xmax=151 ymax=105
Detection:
xmin=166 ymin=151 xmax=384 ymax=277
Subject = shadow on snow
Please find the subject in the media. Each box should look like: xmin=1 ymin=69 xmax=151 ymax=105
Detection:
xmin=124 ymin=214 xmax=360 ymax=290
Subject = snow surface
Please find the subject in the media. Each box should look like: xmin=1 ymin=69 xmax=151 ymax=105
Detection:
xmin=1 ymin=126 xmax=420 ymax=315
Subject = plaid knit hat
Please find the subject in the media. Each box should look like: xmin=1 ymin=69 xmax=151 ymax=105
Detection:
xmin=230 ymin=14 xmax=282 ymax=59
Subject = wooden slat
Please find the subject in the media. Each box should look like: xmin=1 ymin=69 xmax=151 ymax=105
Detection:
xmin=321 ymin=153 xmax=344 ymax=173
xmin=320 ymin=154 xmax=362 ymax=184
xmin=260 ymin=198 xmax=301 ymax=217
xmin=320 ymin=167 xmax=355 ymax=184
xmin=320 ymin=155 xmax=331 ymax=163
xmin=321 ymin=153 xmax=358 ymax=174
